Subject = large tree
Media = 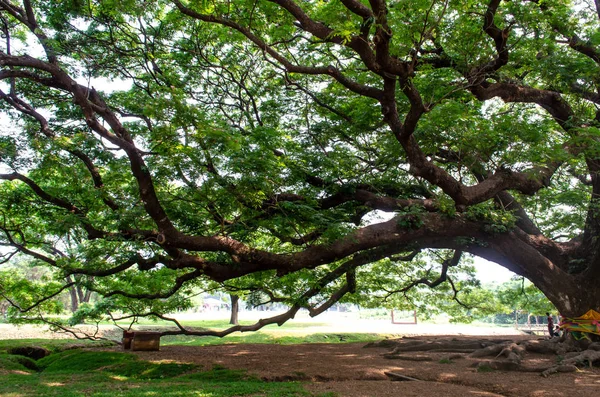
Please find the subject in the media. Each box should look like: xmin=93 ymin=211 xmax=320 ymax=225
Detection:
xmin=0 ymin=0 xmax=598 ymax=335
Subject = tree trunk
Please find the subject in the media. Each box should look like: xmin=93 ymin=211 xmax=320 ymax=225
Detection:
xmin=76 ymin=285 xmax=85 ymax=304
xmin=471 ymin=234 xmax=600 ymax=318
xmin=229 ymin=294 xmax=239 ymax=325
xmin=549 ymin=279 xmax=600 ymax=318
xmin=82 ymin=289 xmax=92 ymax=304
xmin=68 ymin=286 xmax=79 ymax=312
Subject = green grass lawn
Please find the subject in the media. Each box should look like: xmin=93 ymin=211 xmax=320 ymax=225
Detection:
xmin=0 ymin=349 xmax=323 ymax=396
xmin=0 ymin=329 xmax=384 ymax=397
xmin=0 ymin=346 xmax=337 ymax=397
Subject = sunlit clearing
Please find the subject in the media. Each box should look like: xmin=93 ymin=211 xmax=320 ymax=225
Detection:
xmin=438 ymin=373 xmax=457 ymax=381
xmin=365 ymin=368 xmax=387 ymax=377
xmin=43 ymin=382 xmax=65 ymax=387
xmin=529 ymin=391 xmax=548 ymax=397
xmin=231 ymin=350 xmax=253 ymax=356
xmin=110 ymin=375 xmax=127 ymax=381
xmin=148 ymin=359 xmax=183 ymax=364
xmin=575 ymin=376 xmax=600 ymax=386
xmin=7 ymin=370 xmax=31 ymax=376
xmin=528 ymin=358 xmax=554 ymax=364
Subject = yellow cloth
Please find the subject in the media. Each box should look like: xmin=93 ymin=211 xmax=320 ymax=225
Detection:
xmin=559 ymin=309 xmax=600 ymax=339
xmin=577 ymin=309 xmax=600 ymax=321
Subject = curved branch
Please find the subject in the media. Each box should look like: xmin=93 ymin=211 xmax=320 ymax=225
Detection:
xmin=0 ymin=52 xmax=176 ymax=234
xmin=480 ymin=0 xmax=510 ymax=73
xmin=102 ymin=269 xmax=203 ymax=299
xmin=1 ymin=282 xmax=75 ymax=313
xmin=172 ymin=0 xmax=384 ymax=100
xmin=340 ymin=0 xmax=373 ymax=19
xmin=385 ymin=250 xmax=463 ymax=297
xmin=0 ymin=90 xmax=120 ymax=210
xmin=0 ymin=225 xmax=58 ymax=266
xmin=0 ymin=0 xmax=57 ymax=63
xmin=67 ymin=255 xmax=161 ymax=277
xmin=0 ymin=172 xmax=106 ymax=239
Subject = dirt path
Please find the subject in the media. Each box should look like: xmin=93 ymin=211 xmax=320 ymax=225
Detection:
xmin=131 ymin=336 xmax=600 ymax=397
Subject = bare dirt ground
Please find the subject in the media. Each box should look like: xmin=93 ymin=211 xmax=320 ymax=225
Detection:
xmin=132 ymin=335 xmax=600 ymax=397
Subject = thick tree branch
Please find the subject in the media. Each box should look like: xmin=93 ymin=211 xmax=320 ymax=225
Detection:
xmin=340 ymin=0 xmax=373 ymax=19
xmin=67 ymin=255 xmax=162 ymax=277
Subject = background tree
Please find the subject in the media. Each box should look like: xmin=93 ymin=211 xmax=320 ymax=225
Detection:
xmin=228 ymin=294 xmax=240 ymax=326
xmin=487 ymin=278 xmax=555 ymax=326
xmin=0 ymin=0 xmax=598 ymax=336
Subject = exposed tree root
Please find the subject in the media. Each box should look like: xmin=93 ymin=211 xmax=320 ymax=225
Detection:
xmin=385 ymin=371 xmax=422 ymax=381
xmin=468 ymin=343 xmax=510 ymax=358
xmin=540 ymin=365 xmax=578 ymax=377
xmin=383 ymin=353 xmax=433 ymax=361
xmin=379 ymin=335 xmax=600 ymax=376
xmin=474 ymin=360 xmax=521 ymax=371
xmin=376 ymin=338 xmax=509 ymax=354
xmin=540 ymin=349 xmax=600 ymax=377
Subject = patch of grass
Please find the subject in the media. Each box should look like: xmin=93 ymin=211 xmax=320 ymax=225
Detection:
xmin=0 ymin=370 xmax=316 ymax=396
xmin=38 ymin=351 xmax=136 ymax=373
xmin=34 ymin=350 xmax=78 ymax=370
xmin=0 ymin=354 xmax=36 ymax=372
xmin=179 ymin=364 xmax=253 ymax=382
xmin=477 ymin=363 xmax=494 ymax=372
xmin=0 ymin=339 xmax=114 ymax=355
xmin=37 ymin=350 xmax=197 ymax=380
xmin=0 ymin=353 xmax=319 ymax=397
xmin=277 ymin=333 xmax=378 ymax=344
xmin=162 ymin=332 xmax=382 ymax=346
xmin=438 ymin=358 xmax=453 ymax=364
xmin=110 ymin=361 xmax=197 ymax=379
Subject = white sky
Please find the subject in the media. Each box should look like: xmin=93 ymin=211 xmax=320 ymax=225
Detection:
xmin=472 ymin=256 xmax=515 ymax=284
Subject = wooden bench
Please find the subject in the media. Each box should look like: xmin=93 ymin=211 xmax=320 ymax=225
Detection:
xmin=122 ymin=331 xmax=161 ymax=351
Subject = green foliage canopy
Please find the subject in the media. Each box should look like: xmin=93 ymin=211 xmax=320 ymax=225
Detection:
xmin=0 ymin=0 xmax=599 ymax=335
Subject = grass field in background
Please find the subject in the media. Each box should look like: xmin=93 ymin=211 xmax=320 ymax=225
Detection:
xmin=110 ymin=317 xmax=390 ymax=345
xmin=162 ymin=331 xmax=384 ymax=346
